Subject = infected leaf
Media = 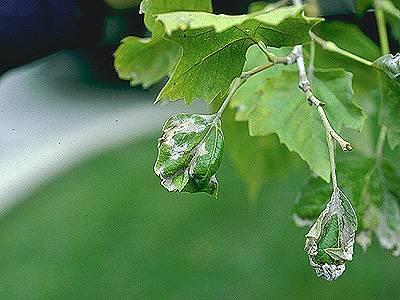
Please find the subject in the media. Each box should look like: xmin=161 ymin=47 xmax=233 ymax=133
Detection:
xmin=305 ymin=188 xmax=357 ymax=281
xmin=154 ymin=113 xmax=224 ymax=197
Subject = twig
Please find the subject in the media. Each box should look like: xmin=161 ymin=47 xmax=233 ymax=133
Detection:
xmin=216 ymin=62 xmax=273 ymax=117
xmin=291 ymin=0 xmax=351 ymax=188
xmin=373 ymin=0 xmax=390 ymax=160
xmin=309 ymin=32 xmax=373 ymax=67
xmin=293 ymin=45 xmax=352 ymax=152
xmin=308 ymin=40 xmax=316 ymax=80
xmin=374 ymin=0 xmax=391 ymax=55
xmin=216 ymin=50 xmax=297 ymax=118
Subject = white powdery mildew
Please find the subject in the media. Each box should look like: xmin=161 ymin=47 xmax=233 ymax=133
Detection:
xmin=188 ymin=142 xmax=209 ymax=176
xmin=305 ymin=188 xmax=357 ymax=281
xmin=169 ymin=139 xmax=188 ymax=161
xmin=293 ymin=214 xmax=314 ymax=227
xmin=356 ymin=231 xmax=372 ymax=252
xmin=313 ymin=263 xmax=346 ymax=281
xmin=161 ymin=177 xmax=177 ymax=192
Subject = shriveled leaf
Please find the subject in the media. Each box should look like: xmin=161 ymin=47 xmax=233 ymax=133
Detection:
xmin=305 ymin=188 xmax=357 ymax=281
xmin=374 ymin=54 xmax=400 ymax=149
xmin=296 ymin=156 xmax=400 ymax=255
xmin=232 ymin=54 xmax=365 ymax=181
xmin=114 ymin=0 xmax=212 ymax=88
xmin=154 ymin=113 xmax=224 ymax=197
xmin=156 ymin=6 xmax=321 ymax=104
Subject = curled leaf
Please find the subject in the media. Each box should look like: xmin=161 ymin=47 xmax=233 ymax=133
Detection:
xmin=305 ymin=187 xmax=357 ymax=281
xmin=154 ymin=113 xmax=224 ymax=197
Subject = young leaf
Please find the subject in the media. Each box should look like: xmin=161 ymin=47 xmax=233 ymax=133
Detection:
xmin=156 ymin=6 xmax=321 ymax=104
xmin=232 ymin=60 xmax=365 ymax=181
xmin=374 ymin=54 xmax=400 ymax=150
xmin=114 ymin=0 xmax=213 ymax=88
xmin=305 ymin=188 xmax=358 ymax=281
xmin=154 ymin=113 xmax=224 ymax=197
xmin=295 ymin=156 xmax=400 ymax=255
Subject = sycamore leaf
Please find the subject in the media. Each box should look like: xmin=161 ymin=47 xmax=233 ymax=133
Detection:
xmin=156 ymin=6 xmax=321 ymax=104
xmin=221 ymin=107 xmax=292 ymax=198
xmin=295 ymin=156 xmax=400 ymax=256
xmin=231 ymin=47 xmax=365 ymax=181
xmin=374 ymin=54 xmax=400 ymax=149
xmin=305 ymin=187 xmax=357 ymax=281
xmin=114 ymin=0 xmax=212 ymax=88
xmin=114 ymin=36 xmax=181 ymax=88
xmin=154 ymin=113 xmax=224 ymax=197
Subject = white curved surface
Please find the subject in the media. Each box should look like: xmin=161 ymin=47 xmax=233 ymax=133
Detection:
xmin=0 ymin=51 xmax=206 ymax=212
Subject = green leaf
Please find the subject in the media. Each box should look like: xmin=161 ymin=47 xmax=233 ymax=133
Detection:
xmin=154 ymin=113 xmax=224 ymax=197
xmin=221 ymin=107 xmax=292 ymax=199
xmin=114 ymin=0 xmax=212 ymax=88
xmin=140 ymin=0 xmax=213 ymax=35
xmin=156 ymin=6 xmax=321 ymax=104
xmin=232 ymin=47 xmax=365 ymax=181
xmin=296 ymin=156 xmax=400 ymax=255
xmin=374 ymin=54 xmax=400 ymax=149
xmin=305 ymin=187 xmax=357 ymax=281
xmin=114 ymin=36 xmax=181 ymax=88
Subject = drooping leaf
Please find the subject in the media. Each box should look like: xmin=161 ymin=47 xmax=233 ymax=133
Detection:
xmin=295 ymin=156 xmax=400 ymax=256
xmin=154 ymin=113 xmax=224 ymax=197
xmin=156 ymin=6 xmax=321 ymax=104
xmin=114 ymin=0 xmax=212 ymax=88
xmin=305 ymin=187 xmax=357 ymax=281
xmin=374 ymin=54 xmax=400 ymax=150
xmin=232 ymin=47 xmax=365 ymax=181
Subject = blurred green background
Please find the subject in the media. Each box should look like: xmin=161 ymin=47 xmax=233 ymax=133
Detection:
xmin=0 ymin=134 xmax=399 ymax=298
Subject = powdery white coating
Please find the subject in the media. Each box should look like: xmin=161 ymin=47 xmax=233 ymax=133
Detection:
xmin=188 ymin=142 xmax=209 ymax=176
xmin=169 ymin=140 xmax=188 ymax=160
xmin=356 ymin=231 xmax=372 ymax=252
xmin=161 ymin=177 xmax=177 ymax=192
xmin=314 ymin=263 xmax=346 ymax=281
xmin=154 ymin=113 xmax=222 ymax=196
xmin=305 ymin=187 xmax=357 ymax=281
xmin=293 ymin=214 xmax=314 ymax=227
xmin=375 ymin=200 xmax=400 ymax=257
xmin=139 ymin=0 xmax=148 ymax=15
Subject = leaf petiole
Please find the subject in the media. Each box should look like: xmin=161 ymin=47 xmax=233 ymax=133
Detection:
xmin=309 ymin=32 xmax=374 ymax=67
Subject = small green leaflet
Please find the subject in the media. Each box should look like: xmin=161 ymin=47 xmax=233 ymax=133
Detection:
xmin=156 ymin=6 xmax=321 ymax=104
xmin=374 ymin=54 xmax=400 ymax=150
xmin=305 ymin=187 xmax=358 ymax=281
xmin=295 ymin=157 xmax=400 ymax=256
xmin=231 ymin=46 xmax=365 ymax=181
xmin=114 ymin=0 xmax=212 ymax=88
xmin=154 ymin=113 xmax=224 ymax=197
